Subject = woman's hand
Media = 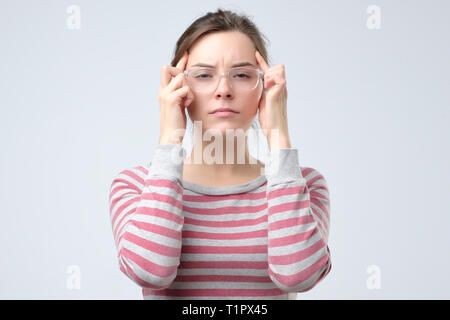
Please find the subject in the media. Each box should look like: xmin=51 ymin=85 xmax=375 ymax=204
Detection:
xmin=158 ymin=51 xmax=194 ymax=145
xmin=255 ymin=51 xmax=291 ymax=150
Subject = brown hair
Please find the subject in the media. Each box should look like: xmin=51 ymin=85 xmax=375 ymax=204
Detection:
xmin=170 ymin=8 xmax=271 ymax=67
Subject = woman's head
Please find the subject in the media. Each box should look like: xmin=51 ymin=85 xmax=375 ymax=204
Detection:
xmin=171 ymin=9 xmax=271 ymax=137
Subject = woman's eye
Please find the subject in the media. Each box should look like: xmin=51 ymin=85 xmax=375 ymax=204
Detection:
xmin=196 ymin=74 xmax=212 ymax=78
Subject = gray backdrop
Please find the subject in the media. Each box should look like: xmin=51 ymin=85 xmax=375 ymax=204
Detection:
xmin=1 ymin=0 xmax=449 ymax=299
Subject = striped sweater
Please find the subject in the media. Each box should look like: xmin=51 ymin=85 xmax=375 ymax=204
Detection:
xmin=108 ymin=143 xmax=332 ymax=299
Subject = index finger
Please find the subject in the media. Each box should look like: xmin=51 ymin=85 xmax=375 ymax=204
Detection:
xmin=176 ymin=50 xmax=189 ymax=72
xmin=255 ymin=50 xmax=269 ymax=72
xmin=160 ymin=51 xmax=189 ymax=88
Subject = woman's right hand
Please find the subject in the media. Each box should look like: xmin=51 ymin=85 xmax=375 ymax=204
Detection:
xmin=158 ymin=51 xmax=194 ymax=145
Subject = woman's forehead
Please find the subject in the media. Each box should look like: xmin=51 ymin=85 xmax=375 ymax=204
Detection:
xmin=188 ymin=31 xmax=256 ymax=63
xmin=187 ymin=50 xmax=256 ymax=69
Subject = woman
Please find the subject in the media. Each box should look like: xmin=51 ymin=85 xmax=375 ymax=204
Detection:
xmin=109 ymin=8 xmax=332 ymax=300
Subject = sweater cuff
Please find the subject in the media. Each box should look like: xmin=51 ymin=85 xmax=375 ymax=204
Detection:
xmin=147 ymin=144 xmax=186 ymax=183
xmin=264 ymin=148 xmax=305 ymax=185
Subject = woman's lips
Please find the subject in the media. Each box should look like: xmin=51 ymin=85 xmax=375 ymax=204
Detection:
xmin=211 ymin=110 xmax=237 ymax=117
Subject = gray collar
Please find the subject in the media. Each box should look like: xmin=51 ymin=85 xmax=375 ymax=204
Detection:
xmin=182 ymin=174 xmax=267 ymax=195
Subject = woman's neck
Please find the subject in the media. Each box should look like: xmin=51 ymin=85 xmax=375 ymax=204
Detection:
xmin=183 ymin=135 xmax=263 ymax=180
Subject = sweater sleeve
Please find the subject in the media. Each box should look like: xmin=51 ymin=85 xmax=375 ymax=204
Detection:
xmin=108 ymin=144 xmax=186 ymax=289
xmin=264 ymin=148 xmax=332 ymax=292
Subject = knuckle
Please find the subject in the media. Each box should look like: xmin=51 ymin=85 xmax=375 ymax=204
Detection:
xmin=159 ymin=91 xmax=170 ymax=101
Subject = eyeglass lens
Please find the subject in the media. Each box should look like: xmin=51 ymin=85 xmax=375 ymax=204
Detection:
xmin=186 ymin=67 xmax=261 ymax=92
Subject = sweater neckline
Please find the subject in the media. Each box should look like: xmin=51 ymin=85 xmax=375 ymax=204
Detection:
xmin=182 ymin=174 xmax=267 ymax=195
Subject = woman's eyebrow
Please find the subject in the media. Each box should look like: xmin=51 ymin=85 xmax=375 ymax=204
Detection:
xmin=191 ymin=62 xmax=256 ymax=68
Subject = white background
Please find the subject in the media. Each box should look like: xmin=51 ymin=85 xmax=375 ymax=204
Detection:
xmin=0 ymin=0 xmax=449 ymax=299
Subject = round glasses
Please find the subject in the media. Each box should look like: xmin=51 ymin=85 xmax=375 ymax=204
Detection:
xmin=183 ymin=67 xmax=264 ymax=93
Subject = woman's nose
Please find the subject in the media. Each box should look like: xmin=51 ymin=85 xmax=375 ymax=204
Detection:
xmin=214 ymin=74 xmax=233 ymax=96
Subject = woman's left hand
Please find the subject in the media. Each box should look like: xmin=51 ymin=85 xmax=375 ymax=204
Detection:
xmin=255 ymin=51 xmax=291 ymax=150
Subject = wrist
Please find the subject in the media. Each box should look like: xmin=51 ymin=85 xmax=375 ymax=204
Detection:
xmin=268 ymin=133 xmax=291 ymax=151
xmin=159 ymin=136 xmax=183 ymax=145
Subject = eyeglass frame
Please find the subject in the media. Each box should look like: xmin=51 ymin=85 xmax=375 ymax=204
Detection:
xmin=183 ymin=66 xmax=265 ymax=92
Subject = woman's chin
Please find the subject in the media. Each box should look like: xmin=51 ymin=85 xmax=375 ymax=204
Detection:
xmin=207 ymin=124 xmax=250 ymax=135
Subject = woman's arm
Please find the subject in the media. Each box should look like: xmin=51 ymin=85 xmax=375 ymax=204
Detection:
xmin=108 ymin=144 xmax=185 ymax=289
xmin=265 ymin=148 xmax=332 ymax=292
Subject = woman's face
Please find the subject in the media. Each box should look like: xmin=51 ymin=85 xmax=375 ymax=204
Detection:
xmin=185 ymin=31 xmax=263 ymax=137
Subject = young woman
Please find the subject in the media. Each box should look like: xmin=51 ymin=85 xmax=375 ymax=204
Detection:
xmin=109 ymin=8 xmax=332 ymax=300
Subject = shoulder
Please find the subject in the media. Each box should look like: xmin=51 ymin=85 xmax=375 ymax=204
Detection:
xmin=110 ymin=163 xmax=151 ymax=190
xmin=300 ymin=166 xmax=329 ymax=194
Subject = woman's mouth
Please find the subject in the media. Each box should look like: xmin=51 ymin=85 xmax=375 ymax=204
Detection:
xmin=211 ymin=110 xmax=238 ymax=117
